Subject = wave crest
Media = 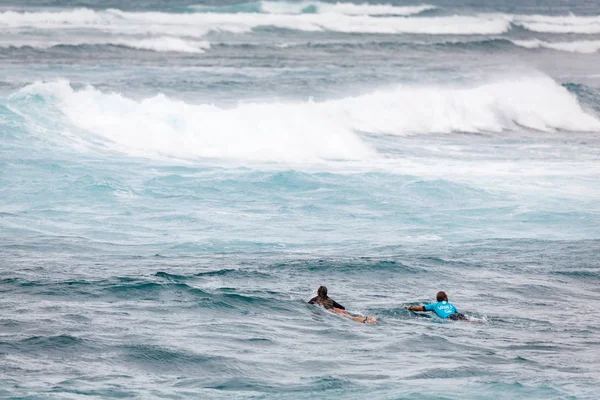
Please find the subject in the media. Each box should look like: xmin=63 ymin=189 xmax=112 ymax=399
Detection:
xmin=0 ymin=37 xmax=210 ymax=53
xmin=10 ymin=76 xmax=600 ymax=162
xmin=192 ymin=1 xmax=437 ymax=16
xmin=12 ymin=80 xmax=374 ymax=162
xmin=511 ymin=38 xmax=600 ymax=54
xmin=512 ymin=14 xmax=600 ymax=34
xmin=0 ymin=9 xmax=509 ymax=36
xmin=2 ymin=9 xmax=600 ymax=36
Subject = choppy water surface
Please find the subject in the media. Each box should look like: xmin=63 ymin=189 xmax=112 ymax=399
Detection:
xmin=1 ymin=0 xmax=600 ymax=398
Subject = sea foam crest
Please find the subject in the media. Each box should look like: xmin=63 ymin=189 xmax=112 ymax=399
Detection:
xmin=0 ymin=37 xmax=210 ymax=53
xmin=192 ymin=1 xmax=436 ymax=16
xmin=109 ymin=37 xmax=210 ymax=53
xmin=14 ymin=81 xmax=374 ymax=162
xmin=258 ymin=1 xmax=436 ymax=16
xmin=3 ymin=9 xmax=600 ymax=35
xmin=512 ymin=39 xmax=600 ymax=53
xmin=0 ymin=9 xmax=509 ymax=35
xmin=511 ymin=14 xmax=600 ymax=34
xmin=12 ymin=76 xmax=600 ymax=162
xmin=331 ymin=76 xmax=600 ymax=135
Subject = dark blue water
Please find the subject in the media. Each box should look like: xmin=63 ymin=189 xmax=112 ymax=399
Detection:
xmin=1 ymin=0 xmax=600 ymax=398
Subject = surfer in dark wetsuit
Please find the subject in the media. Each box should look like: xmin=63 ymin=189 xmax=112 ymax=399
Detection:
xmin=308 ymin=286 xmax=345 ymax=310
xmin=405 ymin=291 xmax=467 ymax=321
xmin=308 ymin=286 xmax=376 ymax=323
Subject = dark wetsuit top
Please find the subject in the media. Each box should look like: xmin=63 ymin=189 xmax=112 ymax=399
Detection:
xmin=308 ymin=296 xmax=345 ymax=310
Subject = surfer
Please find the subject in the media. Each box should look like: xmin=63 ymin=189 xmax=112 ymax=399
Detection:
xmin=404 ymin=291 xmax=467 ymax=321
xmin=308 ymin=286 xmax=376 ymax=323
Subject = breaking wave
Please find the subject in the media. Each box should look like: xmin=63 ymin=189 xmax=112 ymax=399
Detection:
xmin=511 ymin=38 xmax=600 ymax=53
xmin=0 ymin=37 xmax=210 ymax=53
xmin=7 ymin=76 xmax=600 ymax=162
xmin=190 ymin=1 xmax=437 ymax=16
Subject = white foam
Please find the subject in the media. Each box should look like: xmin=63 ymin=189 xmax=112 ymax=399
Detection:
xmin=259 ymin=1 xmax=436 ymax=16
xmin=512 ymin=38 xmax=600 ymax=54
xmin=326 ymin=75 xmax=600 ymax=135
xmin=15 ymin=81 xmax=374 ymax=162
xmin=0 ymin=9 xmax=510 ymax=36
xmin=0 ymin=36 xmax=210 ymax=53
xmin=113 ymin=37 xmax=210 ymax=53
xmin=4 ymin=9 xmax=600 ymax=36
xmin=13 ymin=76 xmax=600 ymax=162
xmin=511 ymin=14 xmax=600 ymax=34
xmin=189 ymin=1 xmax=436 ymax=16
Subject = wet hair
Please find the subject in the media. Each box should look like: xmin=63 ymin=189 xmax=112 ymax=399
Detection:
xmin=436 ymin=291 xmax=448 ymax=302
xmin=317 ymin=286 xmax=328 ymax=298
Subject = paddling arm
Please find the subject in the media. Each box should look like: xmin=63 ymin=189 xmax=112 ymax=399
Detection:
xmin=405 ymin=305 xmax=426 ymax=312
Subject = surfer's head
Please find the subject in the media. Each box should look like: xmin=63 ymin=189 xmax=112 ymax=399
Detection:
xmin=436 ymin=291 xmax=448 ymax=302
xmin=317 ymin=286 xmax=328 ymax=298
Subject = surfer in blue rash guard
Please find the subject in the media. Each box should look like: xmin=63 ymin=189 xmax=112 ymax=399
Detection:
xmin=308 ymin=286 xmax=376 ymax=323
xmin=405 ymin=291 xmax=467 ymax=321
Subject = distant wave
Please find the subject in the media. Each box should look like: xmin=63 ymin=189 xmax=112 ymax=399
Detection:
xmin=511 ymin=38 xmax=600 ymax=53
xmin=511 ymin=14 xmax=600 ymax=34
xmin=0 ymin=37 xmax=210 ymax=53
xmin=0 ymin=9 xmax=510 ymax=35
xmin=2 ymin=9 xmax=600 ymax=36
xmin=431 ymin=37 xmax=600 ymax=53
xmin=8 ymin=76 xmax=600 ymax=162
xmin=105 ymin=37 xmax=210 ymax=53
xmin=216 ymin=37 xmax=597 ymax=53
xmin=190 ymin=1 xmax=437 ymax=16
xmin=4 ymin=36 xmax=600 ymax=55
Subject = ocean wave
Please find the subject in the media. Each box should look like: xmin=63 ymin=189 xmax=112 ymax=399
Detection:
xmin=511 ymin=14 xmax=600 ymax=34
xmin=154 ymin=269 xmax=274 ymax=280
xmin=120 ymin=344 xmax=235 ymax=369
xmin=190 ymin=1 xmax=437 ymax=16
xmin=0 ymin=37 xmax=210 ymax=53
xmin=511 ymin=38 xmax=600 ymax=53
xmin=564 ymin=83 xmax=600 ymax=113
xmin=0 ymin=273 xmax=282 ymax=309
xmin=436 ymin=37 xmax=600 ymax=54
xmin=0 ymin=9 xmax=510 ymax=35
xmin=553 ymin=270 xmax=600 ymax=279
xmin=8 ymin=76 xmax=600 ymax=162
xmin=3 ymin=9 xmax=600 ymax=35
xmin=9 ymin=80 xmax=374 ymax=162
xmin=104 ymin=281 xmax=206 ymax=298
xmin=0 ymin=334 xmax=98 ymax=359
xmin=5 ymin=36 xmax=600 ymax=55
xmin=272 ymin=259 xmax=423 ymax=273
xmin=101 ymin=37 xmax=210 ymax=53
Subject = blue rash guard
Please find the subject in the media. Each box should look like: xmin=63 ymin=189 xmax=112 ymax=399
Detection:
xmin=424 ymin=301 xmax=458 ymax=319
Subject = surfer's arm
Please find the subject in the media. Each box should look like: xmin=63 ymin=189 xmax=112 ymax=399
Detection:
xmin=405 ymin=305 xmax=426 ymax=312
xmin=308 ymin=296 xmax=318 ymax=304
xmin=331 ymin=300 xmax=345 ymax=310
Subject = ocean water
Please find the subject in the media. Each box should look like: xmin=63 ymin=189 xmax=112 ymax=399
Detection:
xmin=1 ymin=0 xmax=600 ymax=398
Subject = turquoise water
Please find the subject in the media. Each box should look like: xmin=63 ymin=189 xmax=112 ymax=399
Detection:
xmin=1 ymin=1 xmax=600 ymax=399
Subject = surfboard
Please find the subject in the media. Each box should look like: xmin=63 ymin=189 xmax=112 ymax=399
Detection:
xmin=332 ymin=307 xmax=377 ymax=324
